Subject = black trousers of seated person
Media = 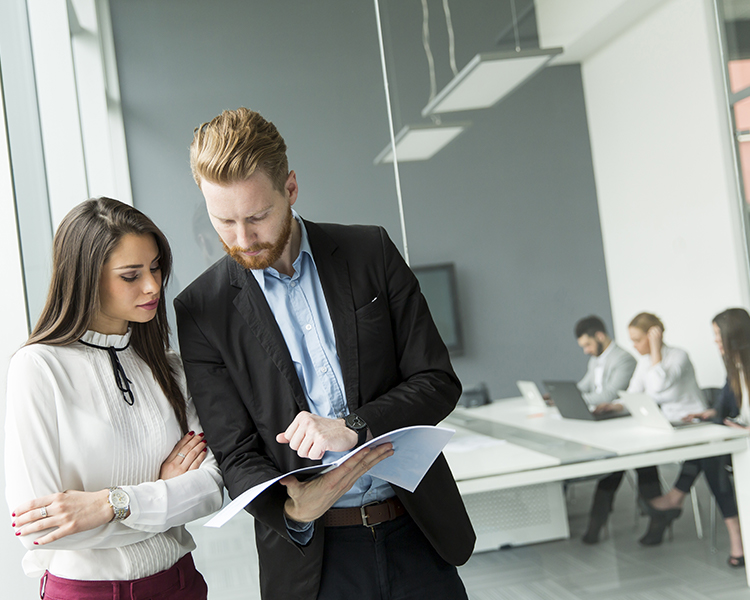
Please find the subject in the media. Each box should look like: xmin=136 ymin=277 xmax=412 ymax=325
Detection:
xmin=674 ymin=455 xmax=737 ymax=518
xmin=596 ymin=466 xmax=662 ymax=500
xmin=316 ymin=513 xmax=468 ymax=600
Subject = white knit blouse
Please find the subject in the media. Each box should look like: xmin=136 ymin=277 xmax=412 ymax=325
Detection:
xmin=626 ymin=344 xmax=705 ymax=422
xmin=4 ymin=330 xmax=223 ymax=580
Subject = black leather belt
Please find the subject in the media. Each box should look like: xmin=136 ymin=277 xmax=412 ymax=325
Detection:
xmin=323 ymin=497 xmax=406 ymax=527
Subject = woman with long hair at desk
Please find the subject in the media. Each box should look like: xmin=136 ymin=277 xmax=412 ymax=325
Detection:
xmin=5 ymin=198 xmax=223 ymax=599
xmin=641 ymin=308 xmax=749 ymax=566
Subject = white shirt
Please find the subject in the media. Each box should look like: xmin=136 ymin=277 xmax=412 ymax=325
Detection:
xmin=593 ymin=342 xmax=614 ymax=392
xmin=4 ymin=330 xmax=223 ymax=580
xmin=627 ymin=344 xmax=705 ymax=421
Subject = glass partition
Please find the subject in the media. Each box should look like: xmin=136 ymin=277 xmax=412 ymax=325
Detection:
xmin=716 ymin=0 xmax=750 ymax=268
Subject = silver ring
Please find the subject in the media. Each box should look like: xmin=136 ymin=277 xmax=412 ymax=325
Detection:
xmin=177 ymin=452 xmax=186 ymax=458
xmin=39 ymin=506 xmax=48 ymax=518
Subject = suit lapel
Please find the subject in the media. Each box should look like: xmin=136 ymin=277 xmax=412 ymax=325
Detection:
xmin=305 ymin=221 xmax=360 ymax=410
xmin=229 ymin=259 xmax=308 ymax=412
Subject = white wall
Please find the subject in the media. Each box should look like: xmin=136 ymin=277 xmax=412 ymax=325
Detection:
xmin=0 ymin=72 xmax=38 ymax=596
xmin=582 ymin=0 xmax=750 ymax=387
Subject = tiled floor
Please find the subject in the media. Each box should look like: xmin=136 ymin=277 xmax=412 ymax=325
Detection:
xmin=188 ymin=464 xmax=750 ymax=599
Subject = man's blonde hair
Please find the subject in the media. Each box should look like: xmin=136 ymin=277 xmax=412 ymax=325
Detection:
xmin=190 ymin=107 xmax=289 ymax=191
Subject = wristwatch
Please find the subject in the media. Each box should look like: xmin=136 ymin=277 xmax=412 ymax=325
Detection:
xmin=344 ymin=413 xmax=368 ymax=447
xmin=108 ymin=487 xmax=130 ymax=522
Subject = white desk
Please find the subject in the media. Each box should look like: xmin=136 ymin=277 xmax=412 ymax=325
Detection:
xmin=442 ymin=398 xmax=750 ymax=584
xmin=443 ymin=429 xmax=569 ymax=550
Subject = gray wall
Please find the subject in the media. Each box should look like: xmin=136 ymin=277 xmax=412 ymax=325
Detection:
xmin=109 ymin=0 xmax=612 ymax=399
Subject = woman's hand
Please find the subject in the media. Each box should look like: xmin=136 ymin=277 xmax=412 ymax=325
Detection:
xmin=159 ymin=431 xmax=207 ymax=480
xmin=683 ymin=409 xmax=715 ymax=422
xmin=648 ymin=327 xmax=663 ymax=365
xmin=724 ymin=418 xmax=749 ymax=429
xmin=12 ymin=489 xmax=112 ymax=546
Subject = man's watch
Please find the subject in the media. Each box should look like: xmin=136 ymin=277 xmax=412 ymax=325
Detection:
xmin=344 ymin=413 xmax=368 ymax=447
xmin=107 ymin=487 xmax=130 ymax=522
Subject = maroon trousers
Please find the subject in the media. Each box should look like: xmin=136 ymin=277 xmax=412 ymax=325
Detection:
xmin=39 ymin=553 xmax=207 ymax=600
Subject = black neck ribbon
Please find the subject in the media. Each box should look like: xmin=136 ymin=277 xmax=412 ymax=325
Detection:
xmin=79 ymin=339 xmax=135 ymax=406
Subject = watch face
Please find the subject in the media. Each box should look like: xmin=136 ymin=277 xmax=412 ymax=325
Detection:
xmin=110 ymin=489 xmax=129 ymax=509
xmin=347 ymin=414 xmax=366 ymax=429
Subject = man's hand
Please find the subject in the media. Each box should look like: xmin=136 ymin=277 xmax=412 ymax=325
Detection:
xmin=592 ymin=402 xmax=623 ymax=415
xmin=276 ymin=411 xmax=358 ymax=460
xmin=280 ymin=442 xmax=394 ymax=523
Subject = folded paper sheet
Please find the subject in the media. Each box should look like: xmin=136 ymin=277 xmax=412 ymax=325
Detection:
xmin=204 ymin=425 xmax=454 ymax=528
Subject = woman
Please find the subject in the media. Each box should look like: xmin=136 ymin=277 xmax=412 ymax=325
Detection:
xmin=626 ymin=312 xmax=705 ymax=421
xmin=643 ymin=308 xmax=749 ymax=565
xmin=582 ymin=312 xmax=704 ymax=545
xmin=5 ymin=198 xmax=223 ymax=599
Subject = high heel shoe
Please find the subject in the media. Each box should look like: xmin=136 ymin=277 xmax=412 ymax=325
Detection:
xmin=637 ymin=496 xmax=682 ymax=520
xmin=728 ymin=555 xmax=745 ymax=568
xmin=638 ymin=506 xmax=682 ymax=546
xmin=582 ymin=489 xmax=615 ymax=545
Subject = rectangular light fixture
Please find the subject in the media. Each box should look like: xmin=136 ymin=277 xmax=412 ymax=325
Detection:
xmin=374 ymin=123 xmax=469 ymax=164
xmin=422 ymin=47 xmax=563 ymax=116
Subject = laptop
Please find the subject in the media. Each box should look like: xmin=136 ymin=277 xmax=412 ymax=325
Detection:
xmin=543 ymin=380 xmax=629 ymax=421
xmin=516 ymin=381 xmax=548 ymax=412
xmin=618 ymin=392 xmax=707 ymax=430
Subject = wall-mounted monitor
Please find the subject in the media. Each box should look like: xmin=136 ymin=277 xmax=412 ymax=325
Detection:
xmin=411 ymin=262 xmax=464 ymax=355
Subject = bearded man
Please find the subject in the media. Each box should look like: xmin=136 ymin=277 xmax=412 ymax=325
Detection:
xmin=572 ymin=315 xmax=654 ymax=545
xmin=174 ymin=108 xmax=475 ymax=600
xmin=574 ymin=315 xmax=636 ymax=410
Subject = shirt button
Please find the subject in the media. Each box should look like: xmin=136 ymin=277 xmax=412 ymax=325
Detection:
xmin=290 ymin=282 xmax=297 ymax=288
xmin=305 ymin=324 xmax=312 ymax=331
xmin=320 ymin=366 xmax=328 ymax=374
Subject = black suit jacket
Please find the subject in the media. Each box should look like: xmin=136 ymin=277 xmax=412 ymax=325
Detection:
xmin=175 ymin=221 xmax=475 ymax=600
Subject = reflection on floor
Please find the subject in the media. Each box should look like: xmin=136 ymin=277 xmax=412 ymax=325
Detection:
xmin=188 ymin=464 xmax=750 ymax=599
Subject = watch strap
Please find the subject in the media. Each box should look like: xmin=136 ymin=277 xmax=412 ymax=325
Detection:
xmin=108 ymin=486 xmax=130 ymax=522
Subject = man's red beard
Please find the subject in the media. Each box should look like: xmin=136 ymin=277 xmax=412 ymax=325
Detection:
xmin=222 ymin=208 xmax=293 ymax=270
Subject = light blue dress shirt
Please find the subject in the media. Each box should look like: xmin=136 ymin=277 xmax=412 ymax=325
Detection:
xmin=251 ymin=212 xmax=393 ymax=535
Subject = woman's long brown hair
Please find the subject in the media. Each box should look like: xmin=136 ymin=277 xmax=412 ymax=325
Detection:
xmin=27 ymin=197 xmax=188 ymax=433
xmin=713 ymin=308 xmax=750 ymax=404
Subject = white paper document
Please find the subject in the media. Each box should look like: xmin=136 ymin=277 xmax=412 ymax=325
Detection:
xmin=204 ymin=425 xmax=454 ymax=528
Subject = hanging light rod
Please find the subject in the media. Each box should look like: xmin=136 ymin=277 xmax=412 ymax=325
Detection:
xmin=374 ymin=122 xmax=470 ymax=164
xmin=421 ymin=47 xmax=563 ymax=117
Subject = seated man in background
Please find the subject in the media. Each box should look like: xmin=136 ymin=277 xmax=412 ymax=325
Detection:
xmin=573 ymin=315 xmax=643 ymax=544
xmin=575 ymin=315 xmax=637 ymax=412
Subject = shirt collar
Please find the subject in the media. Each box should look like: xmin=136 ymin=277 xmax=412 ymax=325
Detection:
xmin=596 ymin=339 xmax=615 ymax=363
xmin=251 ymin=210 xmax=313 ymax=291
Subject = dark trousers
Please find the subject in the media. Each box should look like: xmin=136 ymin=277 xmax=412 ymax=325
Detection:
xmin=675 ymin=456 xmax=737 ymax=518
xmin=317 ymin=513 xmax=468 ymax=600
xmin=596 ymin=466 xmax=661 ymax=499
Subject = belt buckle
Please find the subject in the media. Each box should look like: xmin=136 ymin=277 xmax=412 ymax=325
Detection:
xmin=360 ymin=500 xmax=380 ymax=527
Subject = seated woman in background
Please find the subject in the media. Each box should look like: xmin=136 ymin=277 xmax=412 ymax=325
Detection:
xmin=642 ymin=308 xmax=749 ymax=566
xmin=5 ymin=198 xmax=223 ymax=599
xmin=582 ymin=312 xmax=704 ymax=545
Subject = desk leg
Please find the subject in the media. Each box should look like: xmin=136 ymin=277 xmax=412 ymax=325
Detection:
xmin=731 ymin=436 xmax=750 ymax=586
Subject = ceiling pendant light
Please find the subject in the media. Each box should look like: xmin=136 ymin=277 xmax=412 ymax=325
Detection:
xmin=422 ymin=0 xmax=562 ymax=116
xmin=375 ymin=0 xmax=469 ymax=165
xmin=374 ymin=123 xmax=469 ymax=164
